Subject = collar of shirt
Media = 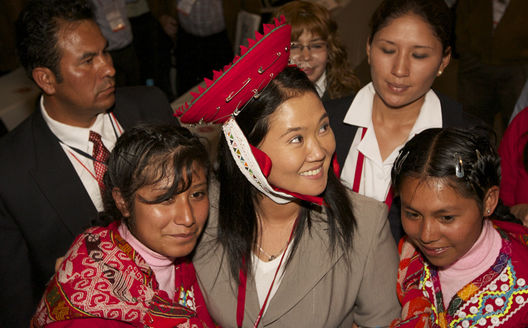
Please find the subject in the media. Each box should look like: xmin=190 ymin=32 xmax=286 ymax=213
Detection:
xmin=366 ymin=87 xmax=443 ymax=164
xmin=343 ymin=82 xmax=443 ymax=131
xmin=40 ymin=95 xmax=117 ymax=152
xmin=315 ymin=70 xmax=327 ymax=98
xmin=340 ymin=82 xmax=443 ymax=193
xmin=343 ymin=82 xmax=376 ymax=128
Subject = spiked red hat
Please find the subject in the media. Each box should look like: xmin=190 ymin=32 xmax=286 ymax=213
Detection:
xmin=175 ymin=17 xmax=291 ymax=124
xmin=174 ymin=17 xmax=328 ymax=205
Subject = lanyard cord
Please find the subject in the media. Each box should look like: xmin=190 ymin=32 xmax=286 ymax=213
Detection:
xmin=109 ymin=112 xmax=123 ymax=136
xmin=353 ymin=127 xmax=393 ymax=208
xmin=352 ymin=127 xmax=368 ymax=193
xmin=236 ymin=217 xmax=298 ymax=328
xmin=56 ymin=112 xmax=122 ymax=164
xmin=67 ymin=149 xmax=101 ymax=187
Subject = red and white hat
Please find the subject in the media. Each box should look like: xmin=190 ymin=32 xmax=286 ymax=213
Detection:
xmin=175 ymin=17 xmax=326 ymax=205
xmin=175 ymin=17 xmax=291 ymax=124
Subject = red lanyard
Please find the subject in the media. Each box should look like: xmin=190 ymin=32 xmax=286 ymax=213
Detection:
xmin=68 ymin=150 xmax=104 ymax=189
xmin=64 ymin=113 xmax=123 ymax=189
xmin=352 ymin=127 xmax=393 ymax=208
xmin=236 ymin=219 xmax=297 ymax=328
xmin=109 ymin=112 xmax=123 ymax=135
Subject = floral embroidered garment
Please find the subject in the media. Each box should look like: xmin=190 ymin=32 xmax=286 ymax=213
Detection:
xmin=391 ymin=220 xmax=528 ymax=327
xmin=32 ymin=221 xmax=216 ymax=328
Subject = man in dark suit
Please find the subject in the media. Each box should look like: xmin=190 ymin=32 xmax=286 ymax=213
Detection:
xmin=0 ymin=0 xmax=178 ymax=326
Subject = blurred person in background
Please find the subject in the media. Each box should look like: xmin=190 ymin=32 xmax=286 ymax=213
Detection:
xmin=0 ymin=0 xmax=176 ymax=325
xmin=275 ymin=0 xmax=360 ymax=102
xmin=455 ymin=0 xmax=528 ymax=137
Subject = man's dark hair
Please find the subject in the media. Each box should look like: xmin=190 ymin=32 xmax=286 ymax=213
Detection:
xmin=15 ymin=0 xmax=94 ymax=82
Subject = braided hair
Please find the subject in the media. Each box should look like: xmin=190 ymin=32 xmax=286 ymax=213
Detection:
xmin=391 ymin=127 xmax=516 ymax=222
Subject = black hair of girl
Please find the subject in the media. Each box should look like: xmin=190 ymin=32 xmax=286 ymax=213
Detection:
xmin=391 ymin=127 xmax=517 ymax=222
xmin=99 ymin=124 xmax=209 ymax=225
xmin=216 ymin=66 xmax=356 ymax=281
xmin=369 ymin=0 xmax=453 ymax=54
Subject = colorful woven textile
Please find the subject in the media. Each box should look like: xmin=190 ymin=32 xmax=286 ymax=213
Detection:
xmin=392 ymin=220 xmax=528 ymax=327
xmin=391 ymin=238 xmax=433 ymax=328
xmin=32 ymin=221 xmax=215 ymax=328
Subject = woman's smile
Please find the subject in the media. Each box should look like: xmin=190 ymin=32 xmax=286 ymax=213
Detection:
xmin=299 ymin=165 xmax=324 ymax=178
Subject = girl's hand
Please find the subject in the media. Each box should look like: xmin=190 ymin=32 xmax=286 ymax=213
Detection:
xmin=55 ymin=256 xmax=65 ymax=272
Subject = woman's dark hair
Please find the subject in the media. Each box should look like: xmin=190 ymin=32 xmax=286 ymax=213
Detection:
xmin=391 ymin=128 xmax=517 ymax=222
xmin=369 ymin=0 xmax=453 ymax=54
xmin=16 ymin=0 xmax=94 ymax=82
xmin=100 ymin=124 xmax=209 ymax=224
xmin=275 ymin=1 xmax=360 ymax=98
xmin=217 ymin=66 xmax=356 ymax=281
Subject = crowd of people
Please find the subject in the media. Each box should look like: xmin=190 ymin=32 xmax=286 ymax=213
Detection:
xmin=1 ymin=0 xmax=528 ymax=327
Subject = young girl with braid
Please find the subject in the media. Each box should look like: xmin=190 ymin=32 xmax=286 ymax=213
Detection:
xmin=390 ymin=127 xmax=528 ymax=327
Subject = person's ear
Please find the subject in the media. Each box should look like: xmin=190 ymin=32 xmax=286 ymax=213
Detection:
xmin=483 ymin=186 xmax=499 ymax=217
xmin=32 ymin=67 xmax=58 ymax=95
xmin=112 ymin=188 xmax=131 ymax=217
xmin=366 ymin=39 xmax=372 ymax=65
xmin=437 ymin=46 xmax=452 ymax=77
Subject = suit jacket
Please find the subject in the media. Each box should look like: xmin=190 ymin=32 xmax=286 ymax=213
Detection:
xmin=455 ymin=0 xmax=528 ymax=65
xmin=325 ymin=90 xmax=484 ymax=243
xmin=193 ymin=188 xmax=400 ymax=327
xmin=0 ymin=86 xmax=177 ymax=327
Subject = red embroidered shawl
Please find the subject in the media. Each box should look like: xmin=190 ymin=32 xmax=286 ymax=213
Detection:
xmin=32 ymin=221 xmax=216 ymax=328
xmin=391 ymin=220 xmax=528 ymax=328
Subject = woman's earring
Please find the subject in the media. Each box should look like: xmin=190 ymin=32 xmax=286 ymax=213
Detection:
xmin=437 ymin=70 xmax=443 ymax=77
xmin=487 ymin=209 xmax=491 ymax=215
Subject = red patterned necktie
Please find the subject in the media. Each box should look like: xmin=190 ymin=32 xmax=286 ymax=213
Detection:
xmin=89 ymin=131 xmax=110 ymax=195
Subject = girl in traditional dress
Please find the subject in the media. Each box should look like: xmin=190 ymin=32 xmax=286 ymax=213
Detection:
xmin=391 ymin=127 xmax=528 ymax=327
xmin=32 ymin=124 xmax=216 ymax=328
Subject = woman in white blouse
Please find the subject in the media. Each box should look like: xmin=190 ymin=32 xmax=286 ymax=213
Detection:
xmin=327 ymin=0 xmax=481 ymax=242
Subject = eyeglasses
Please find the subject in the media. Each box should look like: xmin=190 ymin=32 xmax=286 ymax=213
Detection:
xmin=290 ymin=41 xmax=327 ymax=55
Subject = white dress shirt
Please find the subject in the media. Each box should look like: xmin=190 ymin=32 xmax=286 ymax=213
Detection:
xmin=315 ymin=71 xmax=327 ymax=98
xmin=340 ymin=83 xmax=442 ymax=202
xmin=41 ymin=96 xmax=123 ymax=211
